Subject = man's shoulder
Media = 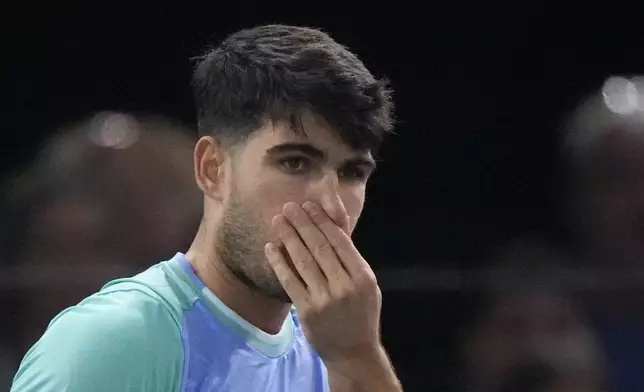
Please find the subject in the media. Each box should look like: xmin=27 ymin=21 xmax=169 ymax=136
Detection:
xmin=95 ymin=257 xmax=198 ymax=322
xmin=46 ymin=265 xmax=185 ymax=346
xmin=11 ymin=261 xmax=188 ymax=392
xmin=41 ymin=257 xmax=197 ymax=344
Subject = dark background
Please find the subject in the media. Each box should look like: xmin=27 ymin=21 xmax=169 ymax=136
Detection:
xmin=5 ymin=1 xmax=644 ymax=388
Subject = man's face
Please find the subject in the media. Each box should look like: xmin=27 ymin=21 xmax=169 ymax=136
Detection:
xmin=214 ymin=114 xmax=376 ymax=301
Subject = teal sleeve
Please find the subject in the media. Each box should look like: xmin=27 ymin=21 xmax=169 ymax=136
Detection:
xmin=10 ymin=289 xmax=184 ymax=392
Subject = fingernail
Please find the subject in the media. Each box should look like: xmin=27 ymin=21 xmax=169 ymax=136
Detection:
xmin=265 ymin=243 xmax=277 ymax=258
xmin=283 ymin=202 xmax=299 ymax=217
xmin=302 ymin=201 xmax=318 ymax=214
xmin=272 ymin=213 xmax=284 ymax=226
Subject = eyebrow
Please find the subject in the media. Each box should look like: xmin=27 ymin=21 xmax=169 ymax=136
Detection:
xmin=264 ymin=142 xmax=377 ymax=169
xmin=265 ymin=143 xmax=326 ymax=160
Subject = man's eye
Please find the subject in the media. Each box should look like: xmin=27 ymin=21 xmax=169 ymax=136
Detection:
xmin=279 ymin=157 xmax=310 ymax=174
xmin=339 ymin=166 xmax=369 ymax=181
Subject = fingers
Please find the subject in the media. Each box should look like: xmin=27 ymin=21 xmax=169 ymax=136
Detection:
xmin=271 ymin=213 xmax=328 ymax=298
xmin=264 ymin=242 xmax=309 ymax=301
xmin=301 ymin=201 xmax=375 ymax=283
xmin=267 ymin=200 xmax=376 ymax=306
xmin=282 ymin=202 xmax=351 ymax=289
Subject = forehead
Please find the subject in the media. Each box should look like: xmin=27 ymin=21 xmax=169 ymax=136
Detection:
xmin=243 ymin=114 xmax=372 ymax=159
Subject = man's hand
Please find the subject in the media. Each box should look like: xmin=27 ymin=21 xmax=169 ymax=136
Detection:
xmin=266 ymin=200 xmax=381 ymax=360
xmin=264 ymin=200 xmax=402 ymax=391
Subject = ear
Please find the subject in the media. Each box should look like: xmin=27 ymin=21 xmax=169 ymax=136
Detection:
xmin=194 ymin=136 xmax=227 ymax=201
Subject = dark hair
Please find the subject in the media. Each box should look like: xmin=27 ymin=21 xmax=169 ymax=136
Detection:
xmin=191 ymin=24 xmax=394 ymax=151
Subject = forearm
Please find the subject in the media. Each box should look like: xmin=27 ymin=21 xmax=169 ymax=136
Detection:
xmin=326 ymin=345 xmax=403 ymax=392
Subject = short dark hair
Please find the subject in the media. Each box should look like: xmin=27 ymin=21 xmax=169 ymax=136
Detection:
xmin=191 ymin=24 xmax=394 ymax=151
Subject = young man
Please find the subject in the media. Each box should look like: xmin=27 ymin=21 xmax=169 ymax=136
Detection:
xmin=11 ymin=24 xmax=402 ymax=391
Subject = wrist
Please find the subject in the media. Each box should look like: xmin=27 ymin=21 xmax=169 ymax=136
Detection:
xmin=324 ymin=344 xmax=390 ymax=375
xmin=324 ymin=344 xmax=402 ymax=391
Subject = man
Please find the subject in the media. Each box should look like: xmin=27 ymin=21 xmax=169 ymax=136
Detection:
xmin=11 ymin=24 xmax=402 ymax=391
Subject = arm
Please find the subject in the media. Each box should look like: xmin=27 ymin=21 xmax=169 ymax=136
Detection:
xmin=326 ymin=345 xmax=403 ymax=392
xmin=11 ymin=290 xmax=183 ymax=392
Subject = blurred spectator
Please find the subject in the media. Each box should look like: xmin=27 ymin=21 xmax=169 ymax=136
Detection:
xmin=563 ymin=78 xmax=644 ymax=272
xmin=562 ymin=78 xmax=644 ymax=392
xmin=458 ymin=239 xmax=606 ymax=392
xmin=495 ymin=360 xmax=604 ymax=392
xmin=1 ymin=111 xmax=201 ymax=374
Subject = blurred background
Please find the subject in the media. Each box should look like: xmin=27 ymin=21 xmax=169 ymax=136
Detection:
xmin=4 ymin=2 xmax=644 ymax=391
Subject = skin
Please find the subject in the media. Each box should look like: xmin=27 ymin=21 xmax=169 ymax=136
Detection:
xmin=185 ymin=112 xmax=402 ymax=391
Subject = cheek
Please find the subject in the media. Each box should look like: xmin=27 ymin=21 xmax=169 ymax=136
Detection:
xmin=250 ymin=175 xmax=367 ymax=233
xmin=341 ymin=186 xmax=366 ymax=230
xmin=252 ymin=179 xmax=306 ymax=236
xmin=256 ymin=177 xmax=305 ymax=207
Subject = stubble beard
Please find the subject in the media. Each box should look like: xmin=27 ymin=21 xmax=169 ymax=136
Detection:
xmin=215 ymin=194 xmax=292 ymax=303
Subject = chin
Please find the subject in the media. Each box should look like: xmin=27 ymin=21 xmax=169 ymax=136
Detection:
xmin=263 ymin=287 xmax=292 ymax=304
xmin=246 ymin=270 xmax=292 ymax=304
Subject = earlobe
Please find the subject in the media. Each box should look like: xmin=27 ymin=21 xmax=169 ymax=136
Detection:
xmin=194 ymin=136 xmax=226 ymax=200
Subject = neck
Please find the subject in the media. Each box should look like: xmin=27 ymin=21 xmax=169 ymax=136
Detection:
xmin=184 ymin=222 xmax=291 ymax=335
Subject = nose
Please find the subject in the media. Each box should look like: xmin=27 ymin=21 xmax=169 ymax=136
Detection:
xmin=307 ymin=173 xmax=350 ymax=233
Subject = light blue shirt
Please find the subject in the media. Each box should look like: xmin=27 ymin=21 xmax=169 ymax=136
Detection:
xmin=11 ymin=253 xmax=329 ymax=391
